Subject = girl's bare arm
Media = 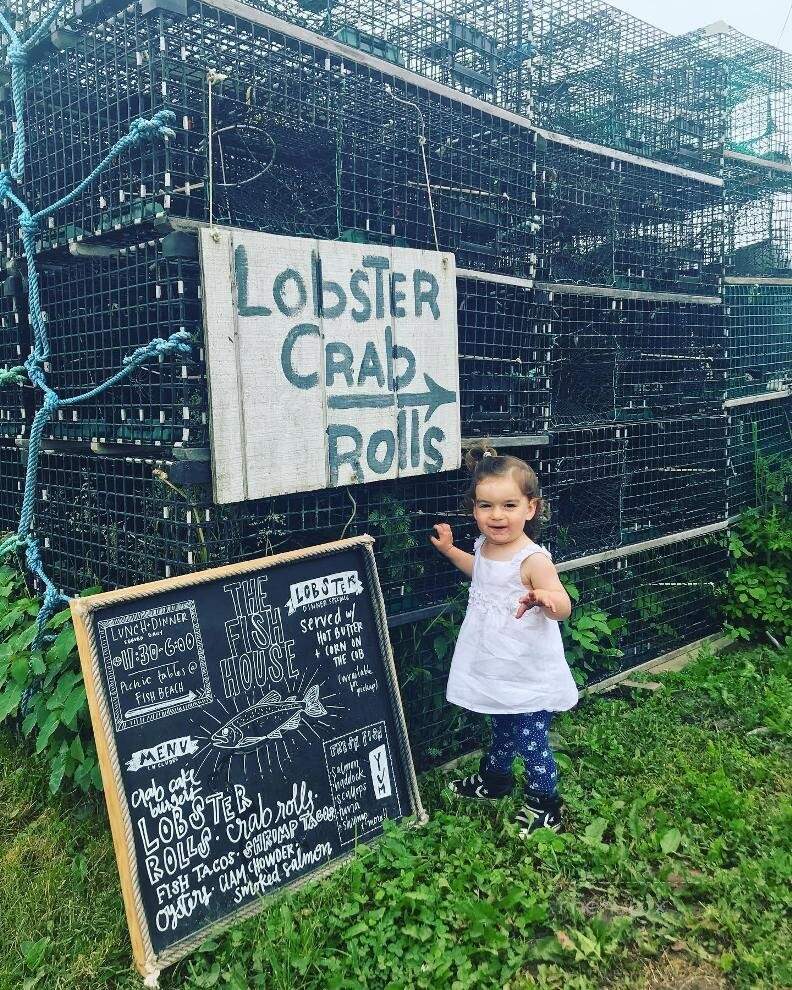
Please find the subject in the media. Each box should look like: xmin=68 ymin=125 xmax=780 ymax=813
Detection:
xmin=430 ymin=523 xmax=474 ymax=578
xmin=516 ymin=554 xmax=572 ymax=620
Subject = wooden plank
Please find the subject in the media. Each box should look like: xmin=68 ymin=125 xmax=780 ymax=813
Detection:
xmin=535 ymin=280 xmax=723 ymax=306
xmin=199 ymin=228 xmax=246 ymax=504
xmin=456 ymin=268 xmax=534 ymax=290
xmin=463 ymin=434 xmax=551 ymax=448
xmin=535 ymin=127 xmax=724 ymax=186
xmin=322 ymin=241 xmax=399 ymax=486
xmin=70 ymin=601 xmax=157 ymax=980
xmin=723 ymin=389 xmax=791 ymax=408
xmin=725 ymin=149 xmax=792 ymax=174
xmin=725 ymin=276 xmax=792 ymax=286
xmin=232 ymin=231 xmax=326 ymax=499
xmin=396 ymin=247 xmax=461 ymax=479
xmin=555 ymin=520 xmax=729 ymax=573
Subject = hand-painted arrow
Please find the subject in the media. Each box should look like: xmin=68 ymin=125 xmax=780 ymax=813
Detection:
xmin=327 ymin=373 xmax=456 ymax=421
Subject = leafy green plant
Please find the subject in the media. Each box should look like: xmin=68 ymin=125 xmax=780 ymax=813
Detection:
xmin=0 ymin=563 xmax=99 ymax=793
xmin=719 ymin=498 xmax=792 ymax=644
xmin=561 ymin=579 xmax=625 ymax=685
xmin=635 ymin=590 xmax=676 ymax=643
xmin=368 ymin=497 xmax=425 ymax=603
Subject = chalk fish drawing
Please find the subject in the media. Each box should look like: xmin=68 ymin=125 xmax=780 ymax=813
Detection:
xmin=210 ymin=686 xmax=327 ymax=751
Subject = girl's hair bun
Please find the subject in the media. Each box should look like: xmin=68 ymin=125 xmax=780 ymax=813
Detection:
xmin=463 ymin=441 xmax=498 ymax=473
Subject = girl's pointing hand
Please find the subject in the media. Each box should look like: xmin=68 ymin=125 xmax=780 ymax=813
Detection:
xmin=515 ymin=588 xmax=558 ymax=618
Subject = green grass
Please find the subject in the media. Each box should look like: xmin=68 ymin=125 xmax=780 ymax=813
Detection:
xmin=1 ymin=645 xmax=790 ymax=990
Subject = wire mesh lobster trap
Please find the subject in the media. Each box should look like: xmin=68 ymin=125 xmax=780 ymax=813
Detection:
xmin=544 ymin=424 xmax=624 ymax=560
xmin=1 ymin=0 xmax=538 ymax=277
xmin=622 ymin=413 xmax=728 ymax=539
xmin=532 ymin=0 xmax=723 ymax=170
xmin=32 ymin=442 xmax=549 ymax=611
xmin=4 ymin=230 xmax=552 ymax=446
xmin=726 ymin=398 xmax=792 ymax=516
xmin=540 ymin=290 xmax=726 ymax=424
xmin=724 ymin=160 xmax=792 ymax=277
xmin=234 ymin=0 xmax=534 ymax=113
xmin=535 ymin=135 xmax=724 ymax=294
xmin=558 ymin=532 xmax=727 ymax=683
xmin=692 ymin=23 xmax=792 ymax=161
xmin=725 ymin=283 xmax=792 ymax=399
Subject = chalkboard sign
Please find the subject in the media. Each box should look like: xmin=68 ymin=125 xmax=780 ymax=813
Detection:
xmin=71 ymin=537 xmax=425 ymax=981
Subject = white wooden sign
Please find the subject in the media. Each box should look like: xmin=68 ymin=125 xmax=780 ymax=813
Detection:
xmin=200 ymin=229 xmax=461 ymax=504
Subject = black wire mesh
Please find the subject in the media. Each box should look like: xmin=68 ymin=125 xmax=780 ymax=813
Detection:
xmin=35 ymin=237 xmax=205 ymax=445
xmin=544 ymin=424 xmax=624 ymax=560
xmin=0 ymin=441 xmax=23 ymax=535
xmin=724 ymin=161 xmax=792 ymax=277
xmin=559 ymin=533 xmax=727 ymax=684
xmin=622 ymin=414 xmax=727 ymax=539
xmin=726 ymin=398 xmax=792 ymax=516
xmin=725 ymin=283 xmax=792 ymax=399
xmin=0 ymin=276 xmax=31 ymax=438
xmin=541 ymin=289 xmax=726 ymax=424
xmin=1 ymin=0 xmax=537 ymax=276
xmin=535 ymin=136 xmax=723 ymax=293
xmin=457 ymin=275 xmax=551 ymax=436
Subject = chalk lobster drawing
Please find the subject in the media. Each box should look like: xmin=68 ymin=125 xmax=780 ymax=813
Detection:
xmin=210 ymin=686 xmax=327 ymax=751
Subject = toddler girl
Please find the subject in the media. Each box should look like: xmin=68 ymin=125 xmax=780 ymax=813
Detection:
xmin=430 ymin=444 xmax=578 ymax=834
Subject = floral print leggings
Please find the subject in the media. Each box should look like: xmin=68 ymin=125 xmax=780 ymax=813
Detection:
xmin=483 ymin=710 xmax=558 ymax=795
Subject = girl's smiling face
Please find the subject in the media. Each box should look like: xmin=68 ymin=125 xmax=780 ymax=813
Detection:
xmin=473 ymin=472 xmax=537 ymax=547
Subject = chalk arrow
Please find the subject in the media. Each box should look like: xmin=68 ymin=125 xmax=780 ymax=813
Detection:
xmin=326 ymin=374 xmax=456 ymax=421
xmin=126 ymin=691 xmax=197 ymax=719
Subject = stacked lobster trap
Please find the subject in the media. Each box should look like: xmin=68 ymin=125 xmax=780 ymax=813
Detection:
xmin=1 ymin=0 xmax=790 ymax=768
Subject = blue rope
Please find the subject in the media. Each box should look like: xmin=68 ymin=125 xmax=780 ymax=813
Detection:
xmin=0 ymin=6 xmax=192 ymax=642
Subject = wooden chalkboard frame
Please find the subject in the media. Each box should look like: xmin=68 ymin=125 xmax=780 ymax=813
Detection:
xmin=70 ymin=535 xmax=426 ymax=982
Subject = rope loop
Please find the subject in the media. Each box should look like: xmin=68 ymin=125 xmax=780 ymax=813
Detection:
xmin=128 ymin=109 xmax=177 ymax=145
xmin=0 ymin=171 xmax=13 ymax=202
xmin=123 ymin=329 xmax=193 ymax=366
xmin=6 ymin=39 xmax=27 ymax=69
xmin=17 ymin=209 xmax=39 ymax=236
xmin=42 ymin=390 xmax=60 ymax=414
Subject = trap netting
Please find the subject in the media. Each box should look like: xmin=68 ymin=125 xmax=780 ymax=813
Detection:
xmin=1 ymin=0 xmax=537 ymax=276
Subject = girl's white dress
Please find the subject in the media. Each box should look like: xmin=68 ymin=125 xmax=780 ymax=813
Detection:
xmin=446 ymin=536 xmax=579 ymax=715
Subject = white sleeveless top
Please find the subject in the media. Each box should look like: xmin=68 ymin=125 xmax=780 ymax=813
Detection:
xmin=446 ymin=536 xmax=579 ymax=715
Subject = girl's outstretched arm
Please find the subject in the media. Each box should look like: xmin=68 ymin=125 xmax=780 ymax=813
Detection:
xmin=430 ymin=523 xmax=474 ymax=578
xmin=516 ymin=554 xmax=572 ymax=621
